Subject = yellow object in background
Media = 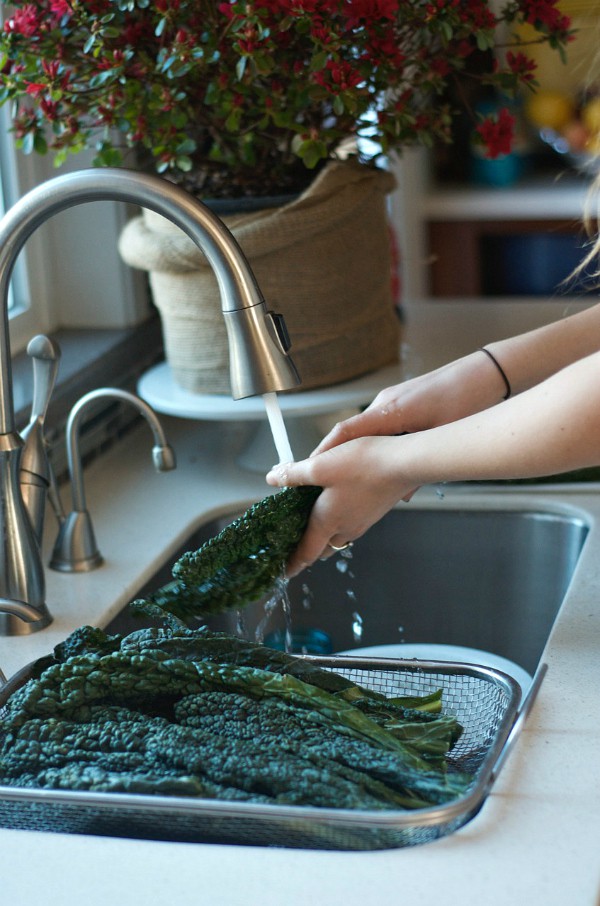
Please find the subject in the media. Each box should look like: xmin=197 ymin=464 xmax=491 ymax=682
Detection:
xmin=525 ymin=91 xmax=576 ymax=130
xmin=581 ymin=95 xmax=600 ymax=131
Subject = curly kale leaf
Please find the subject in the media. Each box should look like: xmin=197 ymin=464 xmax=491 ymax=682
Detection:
xmin=52 ymin=625 xmax=122 ymax=662
xmin=116 ymin=626 xmax=463 ymax=749
xmin=133 ymin=485 xmax=321 ymax=620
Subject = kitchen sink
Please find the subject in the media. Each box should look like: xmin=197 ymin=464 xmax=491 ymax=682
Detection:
xmin=107 ymin=500 xmax=589 ymax=676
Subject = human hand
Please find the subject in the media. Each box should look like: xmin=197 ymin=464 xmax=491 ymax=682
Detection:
xmin=266 ymin=435 xmax=415 ymax=577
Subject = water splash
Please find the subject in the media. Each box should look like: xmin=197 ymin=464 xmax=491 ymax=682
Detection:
xmin=335 ymin=546 xmax=355 ymax=577
xmin=281 ymin=581 xmax=293 ymax=652
xmin=262 ymin=392 xmax=294 ymax=464
xmin=254 ymin=575 xmax=290 ymax=645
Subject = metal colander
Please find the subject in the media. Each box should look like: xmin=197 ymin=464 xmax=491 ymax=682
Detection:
xmin=0 ymin=656 xmax=528 ymax=851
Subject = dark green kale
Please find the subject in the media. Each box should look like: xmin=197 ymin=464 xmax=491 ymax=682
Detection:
xmin=133 ymin=485 xmax=321 ymax=620
xmin=0 ymin=626 xmax=470 ymax=812
xmin=53 ymin=625 xmax=122 ymax=662
xmin=0 ymin=705 xmax=409 ymax=810
xmin=42 ymin=624 xmax=463 ymax=753
xmin=174 ymin=691 xmax=468 ymax=805
xmin=117 ymin=625 xmax=462 ymax=746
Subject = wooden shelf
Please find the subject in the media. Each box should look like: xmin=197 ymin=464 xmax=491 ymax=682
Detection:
xmin=422 ymin=173 xmax=592 ymax=222
xmin=389 ymin=151 xmax=597 ymax=302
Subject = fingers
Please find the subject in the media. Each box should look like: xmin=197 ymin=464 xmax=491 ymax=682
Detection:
xmin=313 ymin=408 xmax=395 ymax=455
xmin=265 ymin=460 xmax=301 ymax=488
xmin=312 ymin=416 xmax=364 ymax=455
xmin=286 ymin=525 xmax=356 ymax=579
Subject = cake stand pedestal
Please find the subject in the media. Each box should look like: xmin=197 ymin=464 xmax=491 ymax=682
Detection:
xmin=137 ymin=360 xmax=407 ymax=471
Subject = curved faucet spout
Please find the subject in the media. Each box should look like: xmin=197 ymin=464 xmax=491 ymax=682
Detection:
xmin=0 ymin=168 xmax=301 ymax=630
xmin=0 ymin=167 xmax=300 ymax=432
xmin=50 ymin=388 xmax=176 ymax=573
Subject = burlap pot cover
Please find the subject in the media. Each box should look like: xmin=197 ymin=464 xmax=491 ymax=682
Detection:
xmin=118 ymin=160 xmax=402 ymax=394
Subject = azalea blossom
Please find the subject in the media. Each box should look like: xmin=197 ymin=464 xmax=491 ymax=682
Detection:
xmin=476 ymin=107 xmax=516 ymax=159
xmin=0 ymin=0 xmax=573 ymax=198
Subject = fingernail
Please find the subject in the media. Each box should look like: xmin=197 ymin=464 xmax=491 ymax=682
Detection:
xmin=268 ymin=464 xmax=290 ymax=484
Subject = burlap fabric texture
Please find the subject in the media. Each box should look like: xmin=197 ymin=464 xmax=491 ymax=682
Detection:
xmin=119 ymin=159 xmax=401 ymax=394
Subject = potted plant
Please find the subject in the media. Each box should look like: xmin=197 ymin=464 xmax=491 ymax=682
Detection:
xmin=0 ymin=1 xmax=572 ymax=393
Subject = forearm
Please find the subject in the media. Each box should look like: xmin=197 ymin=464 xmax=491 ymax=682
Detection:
xmin=397 ymin=351 xmax=600 ymax=485
xmin=485 ymin=303 xmax=600 ymax=396
xmin=268 ymin=343 xmax=600 ymax=576
xmin=315 ymin=304 xmax=600 ymax=453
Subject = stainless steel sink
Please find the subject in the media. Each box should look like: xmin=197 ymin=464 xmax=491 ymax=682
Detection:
xmin=107 ymin=501 xmax=589 ymax=676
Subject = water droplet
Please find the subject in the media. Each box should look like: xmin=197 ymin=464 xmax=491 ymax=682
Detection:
xmin=435 ymin=483 xmax=446 ymax=500
xmin=336 ymin=559 xmax=349 ymax=574
xmin=352 ymin=611 xmax=363 ymax=641
xmin=346 ymin=589 xmax=357 ymax=603
xmin=235 ymin=611 xmax=246 ymax=637
xmin=301 ymin=583 xmax=314 ymax=610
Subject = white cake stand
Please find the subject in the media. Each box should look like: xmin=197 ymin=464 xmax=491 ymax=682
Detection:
xmin=137 ymin=359 xmax=407 ymax=471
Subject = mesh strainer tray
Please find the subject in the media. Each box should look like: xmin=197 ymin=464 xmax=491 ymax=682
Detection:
xmin=0 ymin=656 xmax=522 ymax=851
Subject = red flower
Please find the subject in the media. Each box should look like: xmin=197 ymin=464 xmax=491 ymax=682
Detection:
xmin=25 ymin=82 xmax=46 ymax=98
xmin=506 ymin=51 xmax=537 ymax=84
xmin=49 ymin=1 xmax=73 ymax=18
xmin=343 ymin=0 xmax=399 ymax=24
xmin=4 ymin=4 xmax=39 ymax=36
xmin=313 ymin=59 xmax=363 ymax=94
xmin=521 ymin=0 xmax=571 ymax=36
xmin=476 ymin=107 xmax=515 ymax=158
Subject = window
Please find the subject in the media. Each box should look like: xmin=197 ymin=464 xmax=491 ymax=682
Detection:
xmin=0 ymin=107 xmax=151 ymax=355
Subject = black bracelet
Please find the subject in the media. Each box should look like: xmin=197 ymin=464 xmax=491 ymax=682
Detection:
xmin=480 ymin=347 xmax=511 ymax=400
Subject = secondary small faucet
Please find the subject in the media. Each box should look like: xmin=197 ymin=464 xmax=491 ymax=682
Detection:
xmin=50 ymin=387 xmax=176 ymax=573
xmin=0 ymin=168 xmax=301 ymax=636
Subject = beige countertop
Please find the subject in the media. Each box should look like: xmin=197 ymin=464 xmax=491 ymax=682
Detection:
xmin=1 ymin=300 xmax=600 ymax=905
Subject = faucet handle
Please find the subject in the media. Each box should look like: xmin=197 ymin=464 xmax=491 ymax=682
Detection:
xmin=20 ymin=335 xmax=62 ymax=542
xmin=268 ymin=311 xmax=292 ymax=352
xmin=26 ymin=335 xmax=61 ymax=427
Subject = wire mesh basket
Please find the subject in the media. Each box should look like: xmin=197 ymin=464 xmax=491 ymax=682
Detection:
xmin=0 ymin=656 xmax=524 ymax=850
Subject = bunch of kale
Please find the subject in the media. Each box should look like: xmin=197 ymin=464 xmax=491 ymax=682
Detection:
xmin=0 ymin=624 xmax=469 ymax=812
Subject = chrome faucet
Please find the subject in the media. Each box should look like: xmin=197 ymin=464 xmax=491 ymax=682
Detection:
xmin=50 ymin=387 xmax=176 ymax=573
xmin=0 ymin=168 xmax=301 ymax=636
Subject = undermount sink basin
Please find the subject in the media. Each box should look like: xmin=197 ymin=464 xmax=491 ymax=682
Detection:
xmin=107 ymin=500 xmax=589 ymax=676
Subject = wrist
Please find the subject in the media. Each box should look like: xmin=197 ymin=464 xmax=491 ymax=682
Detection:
xmin=480 ymin=347 xmax=511 ymax=400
